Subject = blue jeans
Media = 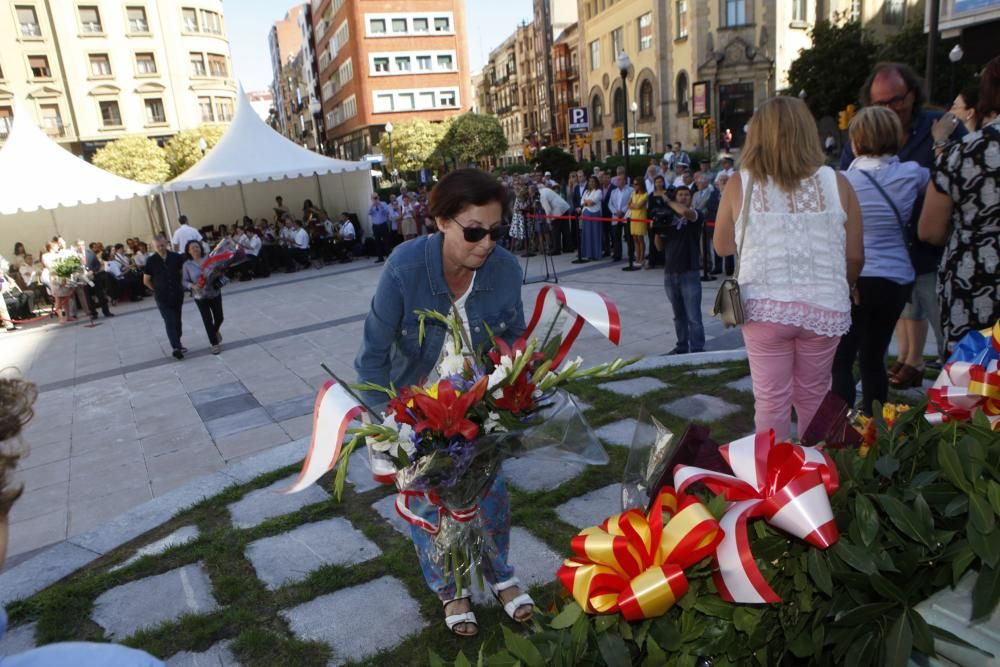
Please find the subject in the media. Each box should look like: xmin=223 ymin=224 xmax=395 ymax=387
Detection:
xmin=155 ymin=297 xmax=183 ymax=351
xmin=408 ymin=472 xmax=515 ymax=601
xmin=665 ymin=270 xmax=705 ymax=352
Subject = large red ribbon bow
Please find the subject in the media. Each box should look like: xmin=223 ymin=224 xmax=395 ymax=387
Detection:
xmin=674 ymin=431 xmax=839 ymax=604
xmin=927 ymin=321 xmax=1000 ymax=431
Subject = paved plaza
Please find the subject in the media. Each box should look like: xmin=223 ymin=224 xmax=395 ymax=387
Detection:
xmin=3 ymin=252 xmax=744 ymax=564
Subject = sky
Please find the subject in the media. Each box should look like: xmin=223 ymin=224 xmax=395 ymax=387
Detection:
xmin=223 ymin=0 xmax=534 ymax=92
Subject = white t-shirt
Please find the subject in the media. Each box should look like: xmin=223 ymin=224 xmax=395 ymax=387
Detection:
xmin=171 ymin=224 xmax=202 ymax=253
xmin=339 ymin=220 xmax=356 ymax=241
xmin=293 ymin=227 xmax=310 ymax=249
xmin=105 ymin=261 xmax=122 ymax=278
xmin=240 ymin=234 xmax=262 ymax=256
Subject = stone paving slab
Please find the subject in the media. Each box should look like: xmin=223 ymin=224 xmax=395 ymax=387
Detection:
xmin=227 ymin=475 xmax=330 ymax=529
xmin=280 ymin=576 xmax=427 ymax=666
xmin=622 ymin=349 xmax=749 ymax=372
xmin=555 ymin=484 xmax=622 ymax=529
xmin=92 ymin=563 xmax=219 ymax=639
xmin=246 ymin=518 xmax=380 ymax=590
xmin=597 ymin=377 xmax=669 ymax=397
xmin=111 ymin=526 xmax=200 ymax=572
xmin=0 ymin=622 xmax=37 ymax=656
xmin=593 ymin=419 xmax=657 ymax=448
xmin=205 ymin=407 xmax=274 ymax=440
xmin=165 ymin=640 xmax=238 ymax=667
xmin=345 ymin=451 xmax=380 ymax=493
xmin=195 ymin=394 xmax=262 ymax=422
xmin=263 ymin=394 xmax=316 ymax=422
xmin=188 ymin=382 xmax=248 ymax=407
xmin=0 ymin=541 xmax=99 ymax=606
xmin=691 ymin=368 xmax=727 ymax=377
xmin=223 ymin=438 xmax=308 ymax=484
xmin=662 ymin=394 xmax=742 ymax=422
xmin=371 ymin=495 xmax=410 ymax=536
xmin=726 ymin=376 xmax=754 ymax=393
xmin=502 ymin=449 xmax=586 ymax=492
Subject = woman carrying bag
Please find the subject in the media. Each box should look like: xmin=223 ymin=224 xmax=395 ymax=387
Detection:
xmin=182 ymin=240 xmax=225 ymax=355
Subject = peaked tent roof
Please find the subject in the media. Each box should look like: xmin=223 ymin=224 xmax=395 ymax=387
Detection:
xmin=163 ymin=88 xmax=370 ymax=192
xmin=0 ymin=104 xmax=153 ymax=215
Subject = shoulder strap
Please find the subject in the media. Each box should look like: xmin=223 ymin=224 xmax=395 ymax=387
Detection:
xmin=859 ymin=170 xmax=905 ymax=232
xmin=734 ymin=174 xmax=752 ymax=281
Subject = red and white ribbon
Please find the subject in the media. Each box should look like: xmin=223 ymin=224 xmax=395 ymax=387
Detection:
xmin=518 ymin=286 xmax=621 ymax=368
xmin=283 ymin=380 xmax=364 ymax=494
xmin=674 ymin=431 xmax=839 ymax=604
xmin=395 ymin=490 xmax=478 ymax=535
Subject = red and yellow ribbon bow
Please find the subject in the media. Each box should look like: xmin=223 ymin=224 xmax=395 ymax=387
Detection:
xmin=557 ymin=487 xmax=723 ymax=621
xmin=927 ymin=321 xmax=1000 ymax=431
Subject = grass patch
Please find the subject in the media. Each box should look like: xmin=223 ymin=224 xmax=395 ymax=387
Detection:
xmin=7 ymin=360 xmax=758 ymax=665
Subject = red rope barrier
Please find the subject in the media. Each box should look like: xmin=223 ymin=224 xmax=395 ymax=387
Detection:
xmin=524 ymin=213 xmax=716 ymax=227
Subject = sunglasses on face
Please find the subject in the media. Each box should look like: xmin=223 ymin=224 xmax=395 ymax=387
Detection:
xmin=450 ymin=217 xmax=506 ymax=243
xmin=873 ymin=90 xmax=911 ymax=109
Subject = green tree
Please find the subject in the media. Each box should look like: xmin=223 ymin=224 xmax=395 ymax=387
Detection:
xmin=92 ymin=135 xmax=170 ymax=184
xmin=877 ymin=20 xmax=978 ymax=106
xmin=786 ymin=18 xmax=878 ymax=118
xmin=534 ymin=147 xmax=577 ymax=181
xmin=163 ymin=125 xmax=227 ymax=178
xmin=377 ymin=119 xmax=450 ymax=173
xmin=437 ymin=113 xmax=508 ymax=167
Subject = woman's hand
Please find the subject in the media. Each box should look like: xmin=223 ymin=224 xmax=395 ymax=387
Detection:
xmin=931 ymin=112 xmax=960 ymax=144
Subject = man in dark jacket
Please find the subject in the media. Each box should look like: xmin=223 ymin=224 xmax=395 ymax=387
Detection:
xmin=144 ymin=234 xmax=186 ymax=359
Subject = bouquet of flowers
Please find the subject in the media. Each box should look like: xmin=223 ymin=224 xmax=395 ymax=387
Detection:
xmin=49 ymin=250 xmax=84 ymax=280
xmin=194 ymin=239 xmax=245 ymax=295
xmin=288 ymin=286 xmax=631 ymax=592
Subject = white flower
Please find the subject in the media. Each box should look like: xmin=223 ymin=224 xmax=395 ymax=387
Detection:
xmin=492 ymin=388 xmax=504 ymax=400
xmin=437 ymin=349 xmax=466 ymax=377
xmin=484 ymin=411 xmax=508 ymax=434
xmin=366 ymin=414 xmax=416 ymax=458
xmin=488 ymin=355 xmax=515 ymax=390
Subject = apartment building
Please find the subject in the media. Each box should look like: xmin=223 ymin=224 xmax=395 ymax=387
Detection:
xmin=551 ymin=21 xmax=580 ymax=153
xmin=309 ymin=0 xmax=470 ymax=161
xmin=1 ymin=0 xmax=235 ymax=159
xmin=483 ymin=32 xmax=519 ymax=163
xmin=268 ymin=4 xmax=304 ymax=140
xmin=532 ymin=0 xmax=578 ymax=144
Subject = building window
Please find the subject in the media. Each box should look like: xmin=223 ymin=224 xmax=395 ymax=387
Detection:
xmin=339 ymin=58 xmax=353 ymax=82
xmin=413 ymin=17 xmax=429 ymax=32
xmin=189 ymin=52 xmax=206 ymax=76
xmin=391 ymin=18 xmax=407 ymax=33
xmin=144 ymin=97 xmax=165 ymax=123
xmin=434 ymin=17 xmax=450 ymax=32
xmin=395 ymin=56 xmax=411 ymax=72
xmin=417 ymin=55 xmax=431 ymax=70
xmin=99 ymin=100 xmax=122 ymax=127
xmin=208 ymin=54 xmax=228 ymax=77
xmin=333 ymin=22 xmax=349 ymax=51
xmin=792 ymin=0 xmax=807 ymax=22
xmin=676 ymin=1 xmax=688 ymax=38
xmin=16 ymin=6 xmax=41 ymax=37
xmin=374 ymin=57 xmax=389 ymax=72
xmin=198 ymin=96 xmax=213 ymax=121
xmin=850 ymin=0 xmax=862 ymax=22
xmin=28 ymin=55 xmax=51 ymax=79
xmin=638 ymin=13 xmax=652 ymax=50
xmin=589 ymin=40 xmax=600 ymax=70
xmin=0 ymin=107 xmax=12 ymax=139
xmin=613 ymin=87 xmax=625 ymax=124
xmin=676 ymin=71 xmax=689 ymax=114
xmin=374 ymin=93 xmax=393 ymax=112
xmin=369 ymin=18 xmax=386 ymax=33
xmin=215 ymin=98 xmax=233 ymax=121
xmin=591 ymin=93 xmax=603 ymax=128
xmin=611 ymin=27 xmax=623 ymax=58
xmin=639 ymin=80 xmax=654 ymax=119
xmin=181 ymin=7 xmax=198 ymax=31
xmin=126 ymin=6 xmax=149 ymax=32
xmin=418 ymin=91 xmax=435 ymax=108
xmin=437 ymin=54 xmax=453 ymax=70
xmin=201 ymin=10 xmax=221 ymax=34
xmin=883 ymin=0 xmax=904 ymax=24
xmin=40 ymin=104 xmax=63 ymax=136
xmin=723 ymin=0 xmax=748 ymax=27
xmin=440 ymin=90 xmax=456 ymax=106
xmin=136 ymin=52 xmax=157 ymax=74
xmin=79 ymin=6 xmax=103 ymax=33
xmin=397 ymin=93 xmax=414 ymax=111
xmin=89 ymin=53 xmax=112 ymax=77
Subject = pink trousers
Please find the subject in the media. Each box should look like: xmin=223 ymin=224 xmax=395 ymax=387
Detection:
xmin=742 ymin=320 xmax=841 ymax=441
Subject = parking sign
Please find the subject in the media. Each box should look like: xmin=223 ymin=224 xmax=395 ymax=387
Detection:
xmin=568 ymin=107 xmax=589 ymax=134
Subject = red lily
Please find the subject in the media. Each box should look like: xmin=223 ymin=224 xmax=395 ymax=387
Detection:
xmin=412 ymin=377 xmax=488 ymax=441
xmin=493 ymin=371 xmax=536 ymax=415
xmin=387 ymin=386 xmax=419 ymax=425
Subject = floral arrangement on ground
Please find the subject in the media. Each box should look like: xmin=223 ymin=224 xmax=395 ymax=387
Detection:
xmin=432 ymin=399 xmax=1000 ymax=667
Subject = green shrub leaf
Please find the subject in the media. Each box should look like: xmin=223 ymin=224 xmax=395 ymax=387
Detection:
xmin=875 ymin=454 xmax=900 ymax=480
xmin=938 ymin=441 xmax=970 ymax=492
xmin=549 ymin=602 xmax=582 ymax=630
xmin=501 ymin=625 xmax=544 ymax=667
xmin=886 ymin=612 xmax=914 ymax=667
xmin=968 ymin=523 xmax=1000 ymax=568
xmin=807 ymin=549 xmax=834 ymax=596
xmin=833 ymin=541 xmax=879 ymax=575
xmin=596 ymin=632 xmax=631 ymax=667
xmin=988 ymin=480 xmax=1000 ymax=516
xmin=876 ymin=495 xmax=932 ymax=547
xmin=972 ymin=562 xmax=1000 ymax=620
xmin=854 ymin=494 xmax=880 ymax=546
xmin=968 ymin=493 xmax=996 ymax=534
xmin=907 ymin=609 xmax=935 ymax=655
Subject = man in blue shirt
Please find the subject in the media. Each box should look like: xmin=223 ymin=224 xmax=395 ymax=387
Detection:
xmin=368 ymin=193 xmax=393 ymax=263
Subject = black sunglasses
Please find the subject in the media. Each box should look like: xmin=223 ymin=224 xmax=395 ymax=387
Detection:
xmin=450 ymin=217 xmax=506 ymax=243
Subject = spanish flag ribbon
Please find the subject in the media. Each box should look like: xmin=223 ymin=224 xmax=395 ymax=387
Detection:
xmin=927 ymin=321 xmax=1000 ymax=431
xmin=557 ymin=487 xmax=723 ymax=621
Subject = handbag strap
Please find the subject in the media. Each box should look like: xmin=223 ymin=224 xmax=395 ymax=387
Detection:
xmin=859 ymin=170 xmax=906 ymax=234
xmin=734 ymin=173 xmax=752 ymax=281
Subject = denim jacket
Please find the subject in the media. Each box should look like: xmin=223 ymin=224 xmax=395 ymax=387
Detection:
xmin=354 ymin=233 xmax=526 ymax=408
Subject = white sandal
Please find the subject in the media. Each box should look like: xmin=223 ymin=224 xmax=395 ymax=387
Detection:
xmin=443 ymin=595 xmax=478 ymax=637
xmin=489 ymin=577 xmax=534 ymax=623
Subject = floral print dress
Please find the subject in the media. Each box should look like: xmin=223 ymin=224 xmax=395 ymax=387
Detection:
xmin=933 ymin=118 xmax=1000 ymax=347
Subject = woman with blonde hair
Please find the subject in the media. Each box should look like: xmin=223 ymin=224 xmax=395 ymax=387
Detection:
xmin=832 ymin=106 xmax=928 ymax=415
xmin=714 ymin=96 xmax=864 ymax=440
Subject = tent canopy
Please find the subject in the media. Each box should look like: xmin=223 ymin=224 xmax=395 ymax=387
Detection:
xmin=0 ymin=103 xmax=153 ymax=215
xmin=163 ymin=88 xmax=370 ymax=192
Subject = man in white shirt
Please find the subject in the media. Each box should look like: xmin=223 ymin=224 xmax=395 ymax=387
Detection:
xmin=18 ymin=255 xmax=39 ymax=287
xmin=671 ymin=163 xmax=689 ymax=188
xmin=238 ymin=226 xmax=263 ymax=281
xmin=661 ymin=146 xmax=675 ymax=173
xmin=607 ymin=175 xmax=633 ymax=262
xmin=170 ymin=215 xmax=203 ymax=253
xmin=537 ymin=184 xmax=571 ymax=255
xmin=286 ymin=219 xmax=311 ymax=272
xmin=714 ymin=155 xmax=736 ymax=186
xmin=336 ymin=214 xmax=357 ymax=263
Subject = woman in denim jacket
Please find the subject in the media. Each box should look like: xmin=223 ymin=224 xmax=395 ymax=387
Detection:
xmin=355 ymin=169 xmax=531 ymax=638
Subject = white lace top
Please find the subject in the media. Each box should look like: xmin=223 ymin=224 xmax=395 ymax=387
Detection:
xmin=736 ymin=167 xmax=851 ymax=337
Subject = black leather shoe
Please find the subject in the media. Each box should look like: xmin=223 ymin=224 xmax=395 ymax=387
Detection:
xmin=172 ymin=349 xmax=184 ymax=360
xmin=666 ymin=347 xmax=688 ymax=355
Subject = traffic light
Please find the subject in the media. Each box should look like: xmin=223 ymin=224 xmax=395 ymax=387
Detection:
xmin=846 ymin=104 xmax=856 ymax=124
xmin=838 ymin=110 xmax=848 ymax=130
xmin=702 ymin=118 xmax=715 ymax=139
xmin=613 ymin=126 xmax=624 ymax=143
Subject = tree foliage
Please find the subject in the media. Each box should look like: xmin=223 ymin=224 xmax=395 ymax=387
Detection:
xmin=787 ymin=19 xmax=878 ymax=118
xmin=92 ymin=135 xmax=170 ymax=184
xmin=377 ymin=119 xmax=450 ymax=173
xmin=437 ymin=112 xmax=508 ymax=166
xmin=163 ymin=125 xmax=227 ymax=178
xmin=877 ymin=21 xmax=979 ymax=106
xmin=534 ymin=147 xmax=578 ymax=181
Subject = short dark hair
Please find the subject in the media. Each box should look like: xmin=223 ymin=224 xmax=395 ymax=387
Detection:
xmin=178 ymin=215 xmax=188 ymax=225
xmin=184 ymin=239 xmax=201 ymax=256
xmin=977 ymin=55 xmax=1000 ymax=119
xmin=428 ymin=168 xmax=510 ymax=222
xmin=860 ymin=62 xmax=925 ymax=111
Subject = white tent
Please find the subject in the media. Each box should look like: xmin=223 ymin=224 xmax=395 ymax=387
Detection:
xmin=162 ymin=89 xmax=373 ymax=235
xmin=0 ymin=104 xmax=156 ymax=254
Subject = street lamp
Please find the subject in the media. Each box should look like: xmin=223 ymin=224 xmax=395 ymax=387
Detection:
xmin=616 ymin=50 xmax=639 ymax=272
xmin=798 ymin=89 xmax=807 ymax=99
xmin=384 ymin=121 xmax=395 ymax=182
xmin=949 ymin=44 xmax=964 ymax=100
xmin=309 ymin=99 xmax=322 ymax=153
xmin=630 ymin=101 xmax=638 ymax=157
xmin=197 ymin=137 xmax=207 ymax=154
